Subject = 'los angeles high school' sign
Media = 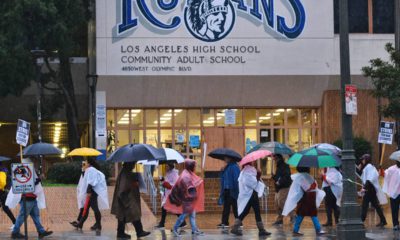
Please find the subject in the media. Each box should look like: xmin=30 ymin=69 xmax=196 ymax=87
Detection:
xmin=96 ymin=0 xmax=334 ymax=75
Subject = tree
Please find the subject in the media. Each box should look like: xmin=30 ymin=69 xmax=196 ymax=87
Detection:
xmin=0 ymin=0 xmax=89 ymax=149
xmin=362 ymin=43 xmax=400 ymax=150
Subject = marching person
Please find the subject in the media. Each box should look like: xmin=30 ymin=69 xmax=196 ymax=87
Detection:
xmin=0 ymin=162 xmax=16 ymax=228
xmin=217 ymin=156 xmax=240 ymax=228
xmin=357 ymin=154 xmax=387 ymax=227
xmin=283 ymin=167 xmax=326 ymax=236
xmin=72 ymin=158 xmax=109 ymax=233
xmin=383 ymin=160 xmax=400 ymax=230
xmin=321 ymin=167 xmax=343 ymax=226
xmin=230 ymin=161 xmax=270 ymax=237
xmin=111 ymin=162 xmax=150 ymax=239
xmin=70 ymin=163 xmax=86 ymax=228
xmin=271 ymin=154 xmax=295 ymax=225
xmin=155 ymin=162 xmax=186 ymax=229
xmin=164 ymin=159 xmax=205 ymax=237
xmin=7 ymin=158 xmax=53 ymax=239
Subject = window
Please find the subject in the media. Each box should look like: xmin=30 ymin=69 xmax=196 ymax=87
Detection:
xmin=373 ymin=0 xmax=394 ymax=33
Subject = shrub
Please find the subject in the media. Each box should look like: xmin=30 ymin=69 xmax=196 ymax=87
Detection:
xmin=47 ymin=161 xmax=112 ymax=185
xmin=333 ymin=136 xmax=373 ymax=164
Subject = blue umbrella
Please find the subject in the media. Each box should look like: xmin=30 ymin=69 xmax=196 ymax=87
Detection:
xmin=208 ymin=148 xmax=242 ymax=162
xmin=17 ymin=142 xmax=62 ymax=157
xmin=107 ymin=143 xmax=166 ymax=163
xmin=0 ymin=156 xmax=11 ymax=162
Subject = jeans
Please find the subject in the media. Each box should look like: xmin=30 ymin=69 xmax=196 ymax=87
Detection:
xmin=239 ymin=191 xmax=262 ymax=222
xmin=323 ymin=186 xmax=340 ymax=223
xmin=12 ymin=200 xmax=45 ymax=234
xmin=159 ymin=206 xmax=185 ymax=226
xmin=293 ymin=215 xmax=321 ymax=233
xmin=173 ymin=212 xmax=197 ymax=232
xmin=390 ymin=195 xmax=400 ymax=226
xmin=221 ymin=189 xmax=238 ymax=225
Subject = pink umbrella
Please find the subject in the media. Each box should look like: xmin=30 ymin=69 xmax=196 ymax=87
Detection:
xmin=239 ymin=150 xmax=272 ymax=166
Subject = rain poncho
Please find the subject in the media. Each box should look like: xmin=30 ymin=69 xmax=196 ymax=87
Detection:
xmin=164 ymin=160 xmax=204 ymax=214
xmin=322 ymin=168 xmax=343 ymax=206
xmin=282 ymin=173 xmax=325 ymax=216
xmin=383 ymin=165 xmax=400 ymax=199
xmin=237 ymin=165 xmax=265 ymax=215
xmin=361 ymin=164 xmax=387 ymax=205
xmin=6 ymin=171 xmax=46 ymax=209
xmin=82 ymin=166 xmax=109 ymax=210
xmin=161 ymin=168 xmax=179 ymax=207
xmin=76 ymin=173 xmax=86 ymax=209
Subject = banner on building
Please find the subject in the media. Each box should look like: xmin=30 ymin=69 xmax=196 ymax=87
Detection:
xmin=96 ymin=0 xmax=333 ymax=75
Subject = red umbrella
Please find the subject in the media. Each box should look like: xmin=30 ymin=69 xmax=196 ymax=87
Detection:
xmin=239 ymin=150 xmax=272 ymax=166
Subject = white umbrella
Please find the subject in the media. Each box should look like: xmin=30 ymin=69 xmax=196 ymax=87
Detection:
xmin=389 ymin=150 xmax=400 ymax=161
xmin=138 ymin=148 xmax=184 ymax=165
xmin=311 ymin=143 xmax=342 ymax=155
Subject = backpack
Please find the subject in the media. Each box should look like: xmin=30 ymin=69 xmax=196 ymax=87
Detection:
xmin=0 ymin=171 xmax=7 ymax=190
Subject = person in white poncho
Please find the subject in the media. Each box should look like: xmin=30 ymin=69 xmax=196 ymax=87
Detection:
xmin=382 ymin=161 xmax=400 ymax=230
xmin=357 ymin=154 xmax=387 ymax=227
xmin=321 ymin=167 xmax=342 ymax=226
xmin=230 ymin=162 xmax=270 ymax=237
xmin=71 ymin=158 xmax=109 ymax=232
xmin=282 ymin=167 xmax=326 ymax=236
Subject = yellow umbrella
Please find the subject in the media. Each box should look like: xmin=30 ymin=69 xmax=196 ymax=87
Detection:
xmin=67 ymin=147 xmax=102 ymax=157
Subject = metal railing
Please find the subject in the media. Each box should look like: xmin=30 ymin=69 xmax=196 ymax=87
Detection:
xmin=143 ymin=165 xmax=158 ymax=214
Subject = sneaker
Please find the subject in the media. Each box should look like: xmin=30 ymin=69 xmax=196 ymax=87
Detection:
xmin=38 ymin=230 xmax=53 ymax=238
xmin=9 ymin=224 xmax=14 ymax=230
xmin=293 ymin=231 xmax=304 ymax=236
xmin=172 ymin=229 xmax=181 ymax=237
xmin=179 ymin=221 xmax=187 ymax=228
xmin=322 ymin=222 xmax=332 ymax=227
xmin=91 ymin=224 xmax=102 ymax=231
xmin=376 ymin=222 xmax=387 ymax=228
xmin=11 ymin=232 xmax=25 ymax=239
xmin=393 ymin=225 xmax=400 ymax=231
xmin=217 ymin=223 xmax=227 ymax=228
xmin=192 ymin=230 xmax=204 ymax=236
xmin=272 ymin=220 xmax=283 ymax=226
xmin=259 ymin=230 xmax=272 ymax=236
xmin=137 ymin=231 xmax=151 ymax=238
xmin=155 ymin=223 xmax=165 ymax=229
xmin=317 ymin=230 xmax=326 ymax=236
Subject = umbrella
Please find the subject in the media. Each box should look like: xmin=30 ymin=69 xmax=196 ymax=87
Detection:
xmin=67 ymin=147 xmax=103 ymax=157
xmin=287 ymin=147 xmax=341 ymax=168
xmin=158 ymin=148 xmax=185 ymax=164
xmin=311 ymin=143 xmax=342 ymax=155
xmin=248 ymin=141 xmax=294 ymax=155
xmin=239 ymin=150 xmax=272 ymax=166
xmin=0 ymin=156 xmax=11 ymax=162
xmin=208 ymin=148 xmax=242 ymax=162
xmin=389 ymin=150 xmax=400 ymax=161
xmin=17 ymin=142 xmax=62 ymax=157
xmin=106 ymin=143 xmax=165 ymax=163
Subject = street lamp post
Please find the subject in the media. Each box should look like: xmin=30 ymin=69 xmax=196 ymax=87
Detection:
xmin=30 ymin=49 xmax=46 ymax=176
xmin=87 ymin=74 xmax=98 ymax=149
xmin=336 ymin=0 xmax=366 ymax=238
xmin=395 ymin=0 xmax=400 ymax=150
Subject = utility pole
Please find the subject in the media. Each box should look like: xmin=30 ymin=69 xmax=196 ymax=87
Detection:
xmin=395 ymin=0 xmax=400 ymax=150
xmin=336 ymin=0 xmax=366 ymax=238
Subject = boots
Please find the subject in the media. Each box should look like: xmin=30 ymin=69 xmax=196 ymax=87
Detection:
xmin=230 ymin=219 xmax=242 ymax=236
xmin=257 ymin=221 xmax=271 ymax=236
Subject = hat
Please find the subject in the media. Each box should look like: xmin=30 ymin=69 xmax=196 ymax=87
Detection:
xmin=360 ymin=154 xmax=371 ymax=161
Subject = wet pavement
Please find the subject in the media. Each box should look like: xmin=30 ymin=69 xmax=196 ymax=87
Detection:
xmin=0 ymin=211 xmax=397 ymax=239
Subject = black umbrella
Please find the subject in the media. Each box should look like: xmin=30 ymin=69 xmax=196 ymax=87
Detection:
xmin=17 ymin=142 xmax=62 ymax=157
xmin=0 ymin=156 xmax=11 ymax=162
xmin=208 ymin=148 xmax=242 ymax=162
xmin=106 ymin=143 xmax=166 ymax=163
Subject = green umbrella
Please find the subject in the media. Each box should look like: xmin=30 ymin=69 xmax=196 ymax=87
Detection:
xmin=287 ymin=147 xmax=341 ymax=168
xmin=247 ymin=141 xmax=294 ymax=155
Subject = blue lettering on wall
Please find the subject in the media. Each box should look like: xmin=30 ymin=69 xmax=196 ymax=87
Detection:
xmin=117 ymin=0 xmax=306 ymax=40
xmin=277 ymin=0 xmax=306 ymax=39
xmin=118 ymin=0 xmax=138 ymax=33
